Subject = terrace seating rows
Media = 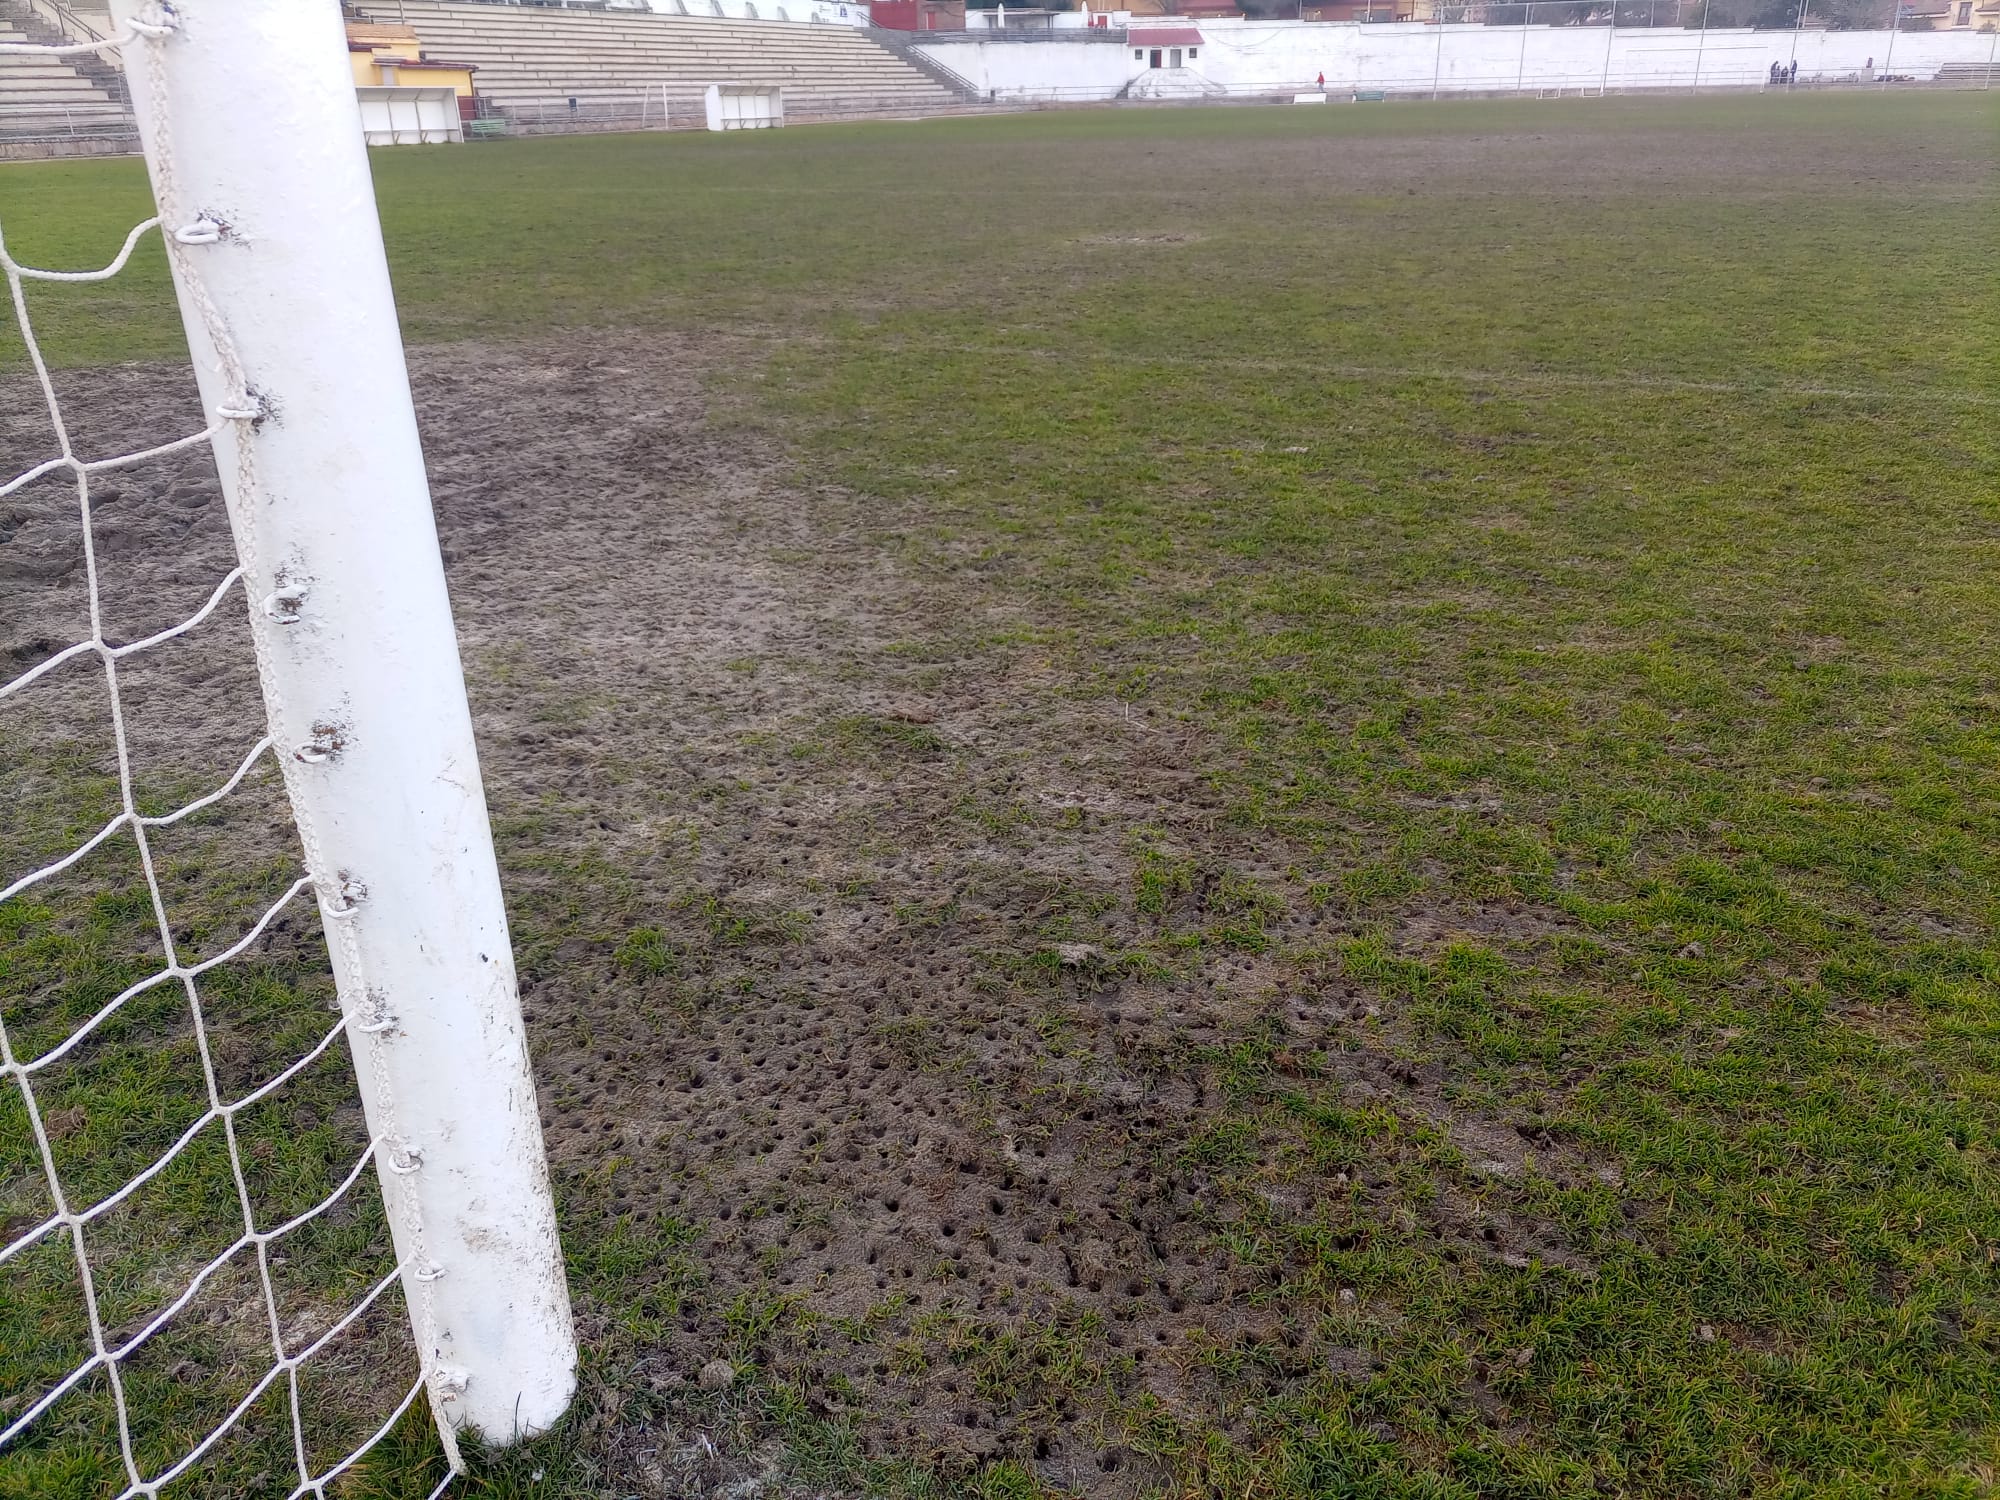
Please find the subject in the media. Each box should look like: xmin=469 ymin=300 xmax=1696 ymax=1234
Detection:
xmin=359 ymin=0 xmax=970 ymax=120
xmin=0 ymin=14 xmax=131 ymax=139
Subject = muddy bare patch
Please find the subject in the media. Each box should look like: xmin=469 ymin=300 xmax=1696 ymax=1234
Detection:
xmin=2 ymin=335 xmax=1605 ymax=1497
xmin=1074 ymin=232 xmax=1206 ymax=247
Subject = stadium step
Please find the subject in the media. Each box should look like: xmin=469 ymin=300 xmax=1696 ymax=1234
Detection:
xmin=0 ymin=0 xmax=134 ymax=149
xmin=2 ymin=0 xmax=987 ymax=154
xmin=352 ymin=0 xmax=981 ymax=123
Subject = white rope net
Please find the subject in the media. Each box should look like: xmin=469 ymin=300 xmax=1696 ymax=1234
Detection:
xmin=2 ymin=10 xmax=455 ymax=1497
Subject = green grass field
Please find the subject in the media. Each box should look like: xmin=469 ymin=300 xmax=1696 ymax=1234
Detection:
xmin=4 ymin=91 xmax=1999 ymax=1499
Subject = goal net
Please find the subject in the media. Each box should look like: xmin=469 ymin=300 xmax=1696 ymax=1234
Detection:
xmin=1 ymin=3 xmax=574 ymax=1494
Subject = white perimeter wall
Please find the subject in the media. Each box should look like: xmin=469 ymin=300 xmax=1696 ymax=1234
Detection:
xmin=918 ymin=23 xmax=2000 ymax=100
xmin=640 ymin=0 xmax=869 ymax=22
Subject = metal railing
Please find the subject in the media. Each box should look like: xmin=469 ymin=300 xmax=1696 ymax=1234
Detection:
xmin=0 ymin=104 xmax=138 ymax=139
xmin=867 ymin=23 xmax=987 ymax=94
xmin=463 ymin=85 xmax=1021 ymax=135
xmin=878 ymin=61 xmax=1995 ymax=106
xmin=0 ymin=1 xmax=135 ymax=131
xmin=893 ymin=23 xmax=1136 ymax=40
xmin=22 ymin=0 xmax=109 ymax=43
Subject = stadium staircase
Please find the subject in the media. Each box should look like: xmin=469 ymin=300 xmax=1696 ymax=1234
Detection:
xmin=1933 ymin=60 xmax=2000 ymax=83
xmin=355 ymin=0 xmax=987 ymax=130
xmin=1120 ymin=67 xmax=1227 ymax=101
xmin=0 ymin=0 xmax=134 ymax=159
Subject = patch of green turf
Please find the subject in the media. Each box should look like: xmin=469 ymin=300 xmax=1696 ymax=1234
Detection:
xmin=0 ymin=750 xmax=445 ymax=1496
xmin=746 ymin=92 xmax=2000 ymax=1498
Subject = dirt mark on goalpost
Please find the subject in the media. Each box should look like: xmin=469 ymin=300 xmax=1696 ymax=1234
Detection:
xmin=2 ymin=337 xmax=1607 ymax=1497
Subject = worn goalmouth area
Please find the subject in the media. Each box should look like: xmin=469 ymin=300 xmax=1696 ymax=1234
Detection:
xmin=4 ymin=90 xmax=1998 ymax=1499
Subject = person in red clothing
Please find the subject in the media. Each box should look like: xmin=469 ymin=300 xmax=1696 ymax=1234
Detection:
xmin=1316 ymin=71 xmax=1326 ymax=87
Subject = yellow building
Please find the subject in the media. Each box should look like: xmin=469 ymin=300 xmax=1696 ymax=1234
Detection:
xmin=1928 ymin=0 xmax=2000 ymax=26
xmin=346 ymin=19 xmax=477 ymax=97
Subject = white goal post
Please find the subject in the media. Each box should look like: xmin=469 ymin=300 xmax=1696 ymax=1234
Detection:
xmin=1 ymin=0 xmax=575 ymax=1489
